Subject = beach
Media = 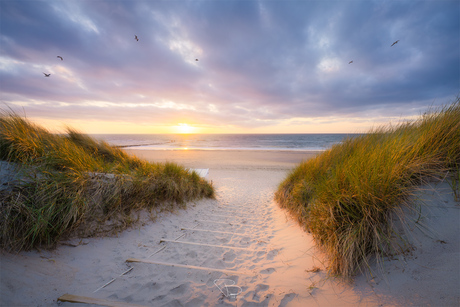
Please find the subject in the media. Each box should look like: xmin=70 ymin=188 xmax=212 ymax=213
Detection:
xmin=124 ymin=149 xmax=318 ymax=170
xmin=1 ymin=149 xmax=459 ymax=306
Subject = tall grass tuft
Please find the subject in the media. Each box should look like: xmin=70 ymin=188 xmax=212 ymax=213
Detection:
xmin=0 ymin=111 xmax=214 ymax=252
xmin=275 ymin=98 xmax=460 ymax=278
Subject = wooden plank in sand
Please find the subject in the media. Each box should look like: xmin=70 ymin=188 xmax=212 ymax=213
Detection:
xmin=159 ymin=239 xmax=256 ymax=251
xmin=126 ymin=258 xmax=248 ymax=275
xmin=194 ymin=219 xmax=252 ymax=227
xmin=180 ymin=227 xmax=246 ymax=236
xmin=58 ymin=294 xmax=147 ymax=307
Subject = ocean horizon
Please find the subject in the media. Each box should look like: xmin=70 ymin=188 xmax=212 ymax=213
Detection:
xmin=91 ymin=133 xmax=363 ymax=152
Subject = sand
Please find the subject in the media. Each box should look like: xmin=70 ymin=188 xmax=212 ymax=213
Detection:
xmin=1 ymin=149 xmax=459 ymax=306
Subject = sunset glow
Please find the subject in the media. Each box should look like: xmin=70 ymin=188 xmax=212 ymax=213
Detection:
xmin=174 ymin=123 xmax=197 ymax=134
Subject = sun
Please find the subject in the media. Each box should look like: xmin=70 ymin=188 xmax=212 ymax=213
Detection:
xmin=175 ymin=123 xmax=195 ymax=134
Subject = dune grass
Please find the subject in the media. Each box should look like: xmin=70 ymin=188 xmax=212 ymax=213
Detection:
xmin=275 ymin=98 xmax=460 ymax=278
xmin=0 ymin=112 xmax=214 ymax=252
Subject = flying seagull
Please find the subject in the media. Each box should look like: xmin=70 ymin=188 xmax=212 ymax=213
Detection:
xmin=349 ymin=60 xmax=353 ymax=64
xmin=135 ymin=35 xmax=139 ymax=41
xmin=391 ymin=40 xmax=399 ymax=47
xmin=43 ymin=73 xmax=50 ymax=77
xmin=57 ymin=56 xmax=63 ymax=60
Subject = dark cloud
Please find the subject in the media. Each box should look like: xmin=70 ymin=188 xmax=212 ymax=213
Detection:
xmin=1 ymin=0 xmax=458 ymax=132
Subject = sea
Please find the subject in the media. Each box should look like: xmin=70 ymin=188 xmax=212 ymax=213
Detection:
xmin=90 ymin=134 xmax=362 ymax=152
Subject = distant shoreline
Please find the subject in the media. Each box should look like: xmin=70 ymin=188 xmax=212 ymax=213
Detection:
xmin=123 ymin=147 xmax=326 ymax=152
xmin=94 ymin=133 xmax=353 ymax=152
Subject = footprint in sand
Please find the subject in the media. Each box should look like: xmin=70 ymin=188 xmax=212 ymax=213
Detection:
xmin=266 ymin=248 xmax=281 ymax=260
xmin=244 ymin=284 xmax=271 ymax=302
xmin=185 ymin=250 xmax=197 ymax=258
xmin=280 ymin=292 xmax=298 ymax=306
xmin=259 ymin=267 xmax=276 ymax=274
xmin=255 ymin=283 xmax=270 ymax=292
xmin=222 ymin=251 xmax=236 ymax=262
xmin=169 ymin=283 xmax=189 ymax=295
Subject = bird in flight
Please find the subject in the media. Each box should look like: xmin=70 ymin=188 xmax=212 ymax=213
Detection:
xmin=43 ymin=73 xmax=50 ymax=77
xmin=57 ymin=56 xmax=63 ymax=61
xmin=391 ymin=40 xmax=399 ymax=47
xmin=195 ymin=59 xmax=198 ymax=61
xmin=135 ymin=35 xmax=139 ymax=41
xmin=349 ymin=60 xmax=353 ymax=64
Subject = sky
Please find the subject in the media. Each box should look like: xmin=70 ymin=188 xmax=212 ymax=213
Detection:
xmin=1 ymin=0 xmax=459 ymax=134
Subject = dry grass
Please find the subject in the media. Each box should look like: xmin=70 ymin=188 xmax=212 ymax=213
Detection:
xmin=0 ymin=111 xmax=214 ymax=252
xmin=275 ymin=98 xmax=460 ymax=278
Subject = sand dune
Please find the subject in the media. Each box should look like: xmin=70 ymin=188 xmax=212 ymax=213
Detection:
xmin=1 ymin=150 xmax=458 ymax=306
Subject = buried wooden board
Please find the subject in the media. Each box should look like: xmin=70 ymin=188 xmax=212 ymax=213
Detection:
xmin=159 ymin=239 xmax=258 ymax=251
xmin=126 ymin=258 xmax=249 ymax=275
xmin=180 ymin=227 xmax=247 ymax=236
xmin=57 ymin=294 xmax=147 ymax=307
xmin=194 ymin=219 xmax=252 ymax=227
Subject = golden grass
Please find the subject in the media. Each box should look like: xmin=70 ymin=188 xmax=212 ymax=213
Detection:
xmin=0 ymin=111 xmax=214 ymax=251
xmin=275 ymin=98 xmax=460 ymax=278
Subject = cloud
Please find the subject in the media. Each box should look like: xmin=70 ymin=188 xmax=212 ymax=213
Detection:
xmin=1 ymin=0 xmax=458 ymax=132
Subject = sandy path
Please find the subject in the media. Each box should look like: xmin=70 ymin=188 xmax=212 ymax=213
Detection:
xmin=50 ymin=169 xmax=374 ymax=306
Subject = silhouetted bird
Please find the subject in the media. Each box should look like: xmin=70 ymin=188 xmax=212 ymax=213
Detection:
xmin=43 ymin=73 xmax=50 ymax=77
xmin=195 ymin=59 xmax=198 ymax=61
xmin=349 ymin=61 xmax=353 ymax=64
xmin=391 ymin=40 xmax=399 ymax=46
xmin=135 ymin=35 xmax=139 ymax=41
xmin=57 ymin=56 xmax=63 ymax=61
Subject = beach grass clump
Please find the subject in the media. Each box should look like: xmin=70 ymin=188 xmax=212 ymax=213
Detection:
xmin=275 ymin=99 xmax=460 ymax=278
xmin=0 ymin=111 xmax=214 ymax=251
